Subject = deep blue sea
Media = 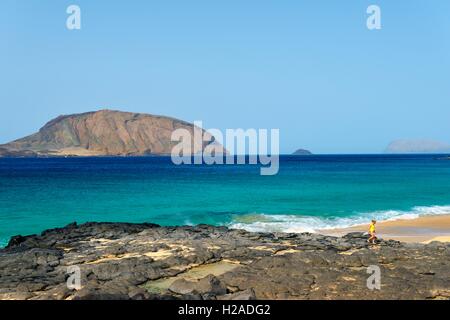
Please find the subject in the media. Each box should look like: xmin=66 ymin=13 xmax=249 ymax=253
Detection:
xmin=1 ymin=155 xmax=450 ymax=247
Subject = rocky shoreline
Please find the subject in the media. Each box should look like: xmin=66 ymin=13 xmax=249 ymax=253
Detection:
xmin=0 ymin=222 xmax=449 ymax=300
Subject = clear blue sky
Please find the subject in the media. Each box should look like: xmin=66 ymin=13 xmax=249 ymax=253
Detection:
xmin=1 ymin=0 xmax=450 ymax=153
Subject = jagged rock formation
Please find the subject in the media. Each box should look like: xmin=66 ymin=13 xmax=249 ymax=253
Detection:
xmin=0 ymin=110 xmax=222 ymax=157
xmin=385 ymin=139 xmax=450 ymax=154
xmin=0 ymin=222 xmax=449 ymax=300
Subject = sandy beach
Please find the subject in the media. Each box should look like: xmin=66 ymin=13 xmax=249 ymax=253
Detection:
xmin=320 ymin=214 xmax=450 ymax=243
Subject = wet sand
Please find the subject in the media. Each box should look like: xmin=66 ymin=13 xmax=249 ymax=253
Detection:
xmin=320 ymin=214 xmax=450 ymax=243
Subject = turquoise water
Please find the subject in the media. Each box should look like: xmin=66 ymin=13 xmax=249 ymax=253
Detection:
xmin=1 ymin=155 xmax=450 ymax=247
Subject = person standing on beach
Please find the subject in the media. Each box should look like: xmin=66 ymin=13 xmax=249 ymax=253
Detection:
xmin=368 ymin=220 xmax=377 ymax=244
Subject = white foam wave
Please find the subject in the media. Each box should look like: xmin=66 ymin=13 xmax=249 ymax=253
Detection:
xmin=228 ymin=205 xmax=450 ymax=233
xmin=0 ymin=238 xmax=8 ymax=248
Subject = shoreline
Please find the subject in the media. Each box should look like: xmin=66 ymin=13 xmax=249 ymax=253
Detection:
xmin=319 ymin=214 xmax=450 ymax=243
xmin=1 ymin=221 xmax=449 ymax=300
xmin=2 ymin=213 xmax=450 ymax=249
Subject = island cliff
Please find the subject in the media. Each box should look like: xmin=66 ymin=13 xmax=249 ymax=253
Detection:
xmin=0 ymin=110 xmax=221 ymax=157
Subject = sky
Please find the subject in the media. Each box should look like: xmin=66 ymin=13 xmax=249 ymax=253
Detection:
xmin=1 ymin=0 xmax=450 ymax=154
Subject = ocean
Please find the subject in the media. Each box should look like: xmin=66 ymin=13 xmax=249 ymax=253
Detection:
xmin=1 ymin=154 xmax=450 ymax=247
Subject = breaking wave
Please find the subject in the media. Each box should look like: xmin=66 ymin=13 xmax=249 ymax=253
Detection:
xmin=228 ymin=205 xmax=450 ymax=233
